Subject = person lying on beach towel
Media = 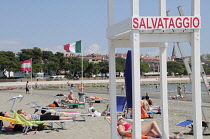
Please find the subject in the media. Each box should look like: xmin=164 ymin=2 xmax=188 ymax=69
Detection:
xmin=85 ymin=96 xmax=108 ymax=100
xmin=172 ymin=95 xmax=184 ymax=99
xmin=117 ymin=116 xmax=183 ymax=139
xmin=4 ymin=109 xmax=76 ymax=121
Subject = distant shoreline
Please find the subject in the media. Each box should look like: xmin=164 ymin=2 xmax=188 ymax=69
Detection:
xmin=0 ymin=76 xmax=208 ymax=88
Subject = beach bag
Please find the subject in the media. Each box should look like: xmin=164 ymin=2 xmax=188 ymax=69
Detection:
xmin=48 ymin=103 xmax=56 ymax=107
xmin=141 ymin=103 xmax=149 ymax=119
xmin=53 ymin=101 xmax=59 ymax=107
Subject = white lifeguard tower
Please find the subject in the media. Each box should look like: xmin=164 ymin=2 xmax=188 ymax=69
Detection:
xmin=107 ymin=0 xmax=201 ymax=139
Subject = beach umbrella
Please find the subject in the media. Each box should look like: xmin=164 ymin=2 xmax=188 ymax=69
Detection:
xmin=8 ymin=95 xmax=24 ymax=112
xmin=124 ymin=50 xmax=132 ymax=108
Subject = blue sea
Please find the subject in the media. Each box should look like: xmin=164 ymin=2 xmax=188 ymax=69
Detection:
xmin=140 ymin=83 xmax=209 ymax=95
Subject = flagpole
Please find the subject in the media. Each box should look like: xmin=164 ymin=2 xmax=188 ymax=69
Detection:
xmin=81 ymin=41 xmax=83 ymax=93
xmin=31 ymin=58 xmax=33 ymax=95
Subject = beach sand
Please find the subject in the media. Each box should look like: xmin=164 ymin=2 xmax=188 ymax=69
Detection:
xmin=0 ymin=85 xmax=210 ymax=139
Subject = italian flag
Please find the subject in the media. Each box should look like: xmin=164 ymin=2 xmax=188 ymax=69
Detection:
xmin=21 ymin=59 xmax=32 ymax=71
xmin=64 ymin=40 xmax=81 ymax=53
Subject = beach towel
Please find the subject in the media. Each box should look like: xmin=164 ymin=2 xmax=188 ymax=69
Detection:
xmin=0 ymin=116 xmax=23 ymax=125
xmin=13 ymin=112 xmax=47 ymax=126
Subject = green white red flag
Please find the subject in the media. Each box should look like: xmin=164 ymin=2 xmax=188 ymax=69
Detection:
xmin=64 ymin=40 xmax=81 ymax=53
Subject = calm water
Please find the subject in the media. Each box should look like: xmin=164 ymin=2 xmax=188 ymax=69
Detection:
xmin=141 ymin=83 xmax=208 ymax=95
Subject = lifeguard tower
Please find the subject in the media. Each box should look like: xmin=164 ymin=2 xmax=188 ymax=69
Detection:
xmin=107 ymin=0 xmax=201 ymax=139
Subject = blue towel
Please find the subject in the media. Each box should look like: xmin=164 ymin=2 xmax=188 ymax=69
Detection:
xmin=147 ymin=110 xmax=158 ymax=114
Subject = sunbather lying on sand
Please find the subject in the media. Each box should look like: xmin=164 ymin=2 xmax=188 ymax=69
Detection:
xmin=85 ymin=96 xmax=108 ymax=100
xmin=117 ymin=116 xmax=183 ymax=139
xmin=172 ymin=95 xmax=184 ymax=99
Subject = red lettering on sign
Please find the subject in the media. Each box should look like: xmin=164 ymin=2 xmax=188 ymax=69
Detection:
xmin=147 ymin=18 xmax=152 ymax=29
xmin=151 ymin=18 xmax=158 ymax=28
xmin=183 ymin=17 xmax=189 ymax=28
xmin=132 ymin=18 xmax=139 ymax=29
xmin=140 ymin=18 xmax=146 ymax=29
xmin=163 ymin=18 xmax=169 ymax=28
xmin=193 ymin=17 xmax=200 ymax=28
xmin=157 ymin=18 xmax=164 ymax=29
xmin=168 ymin=18 xmax=175 ymax=28
xmin=190 ymin=17 xmax=192 ymax=28
xmin=132 ymin=17 xmax=200 ymax=29
xmin=176 ymin=18 xmax=182 ymax=28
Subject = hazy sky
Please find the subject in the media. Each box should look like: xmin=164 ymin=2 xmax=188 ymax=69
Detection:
xmin=0 ymin=0 xmax=209 ymax=58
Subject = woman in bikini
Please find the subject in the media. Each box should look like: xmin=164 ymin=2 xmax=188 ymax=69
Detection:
xmin=117 ymin=116 xmax=183 ymax=138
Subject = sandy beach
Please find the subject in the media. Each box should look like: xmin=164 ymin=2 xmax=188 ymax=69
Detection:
xmin=0 ymin=82 xmax=210 ymax=139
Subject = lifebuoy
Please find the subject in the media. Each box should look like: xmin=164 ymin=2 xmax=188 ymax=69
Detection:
xmin=78 ymin=83 xmax=86 ymax=91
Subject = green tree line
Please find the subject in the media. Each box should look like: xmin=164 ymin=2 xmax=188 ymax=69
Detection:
xmin=0 ymin=47 xmax=210 ymax=78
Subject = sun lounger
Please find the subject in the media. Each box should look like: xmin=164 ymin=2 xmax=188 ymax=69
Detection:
xmin=51 ymin=94 xmax=65 ymax=102
xmin=59 ymin=102 xmax=85 ymax=109
xmin=12 ymin=111 xmax=73 ymax=133
xmin=85 ymin=98 xmax=107 ymax=103
xmin=29 ymin=106 xmax=91 ymax=122
xmin=8 ymin=95 xmax=24 ymax=112
xmin=45 ymin=109 xmax=91 ymax=121
xmin=177 ymin=120 xmax=209 ymax=134
xmin=105 ymin=96 xmax=127 ymax=117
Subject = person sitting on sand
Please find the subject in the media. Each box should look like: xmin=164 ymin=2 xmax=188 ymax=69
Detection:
xmin=117 ymin=116 xmax=183 ymax=138
xmin=88 ymin=102 xmax=94 ymax=114
xmin=145 ymin=96 xmax=153 ymax=110
xmin=172 ymin=95 xmax=184 ymax=99
xmin=16 ymin=109 xmax=76 ymax=121
xmin=145 ymin=96 xmax=160 ymax=111
xmin=142 ymin=96 xmax=150 ymax=111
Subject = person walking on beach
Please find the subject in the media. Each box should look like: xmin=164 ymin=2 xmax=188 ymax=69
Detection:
xmin=106 ymin=84 xmax=109 ymax=93
xmin=183 ymin=85 xmax=186 ymax=95
xmin=121 ymin=84 xmax=125 ymax=94
xmin=177 ymin=85 xmax=182 ymax=98
xmin=26 ymin=81 xmax=30 ymax=95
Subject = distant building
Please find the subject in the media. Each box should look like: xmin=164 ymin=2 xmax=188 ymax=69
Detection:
xmin=171 ymin=44 xmax=177 ymax=60
xmin=140 ymin=54 xmax=172 ymax=73
xmin=83 ymin=53 xmax=109 ymax=63
xmin=82 ymin=56 xmax=108 ymax=63
xmin=115 ymin=53 xmax=127 ymax=59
